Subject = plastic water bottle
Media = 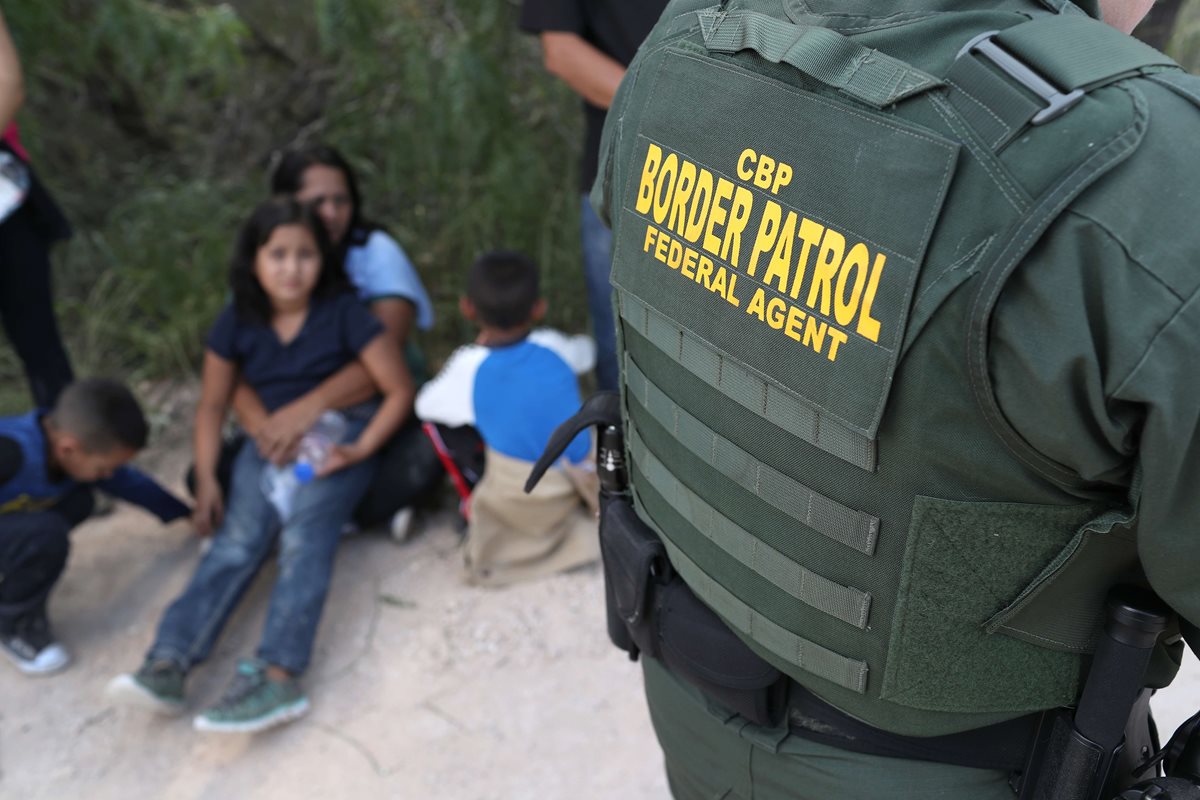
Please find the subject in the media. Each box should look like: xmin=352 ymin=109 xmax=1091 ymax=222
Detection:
xmin=261 ymin=411 xmax=348 ymax=521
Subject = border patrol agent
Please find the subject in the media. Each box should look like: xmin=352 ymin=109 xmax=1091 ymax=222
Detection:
xmin=584 ymin=0 xmax=1200 ymax=797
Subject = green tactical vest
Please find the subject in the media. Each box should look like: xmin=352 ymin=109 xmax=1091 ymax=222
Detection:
xmin=595 ymin=0 xmax=1189 ymax=737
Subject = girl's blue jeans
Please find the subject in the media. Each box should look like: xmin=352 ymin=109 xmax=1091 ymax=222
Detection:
xmin=147 ymin=421 xmax=374 ymax=676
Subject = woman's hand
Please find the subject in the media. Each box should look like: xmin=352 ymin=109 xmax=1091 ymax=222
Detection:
xmin=254 ymin=397 xmax=322 ymax=465
xmin=318 ymin=442 xmax=369 ymax=477
xmin=192 ymin=476 xmax=224 ymax=537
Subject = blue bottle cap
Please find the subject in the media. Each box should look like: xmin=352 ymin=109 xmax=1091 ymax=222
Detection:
xmin=294 ymin=462 xmax=315 ymax=483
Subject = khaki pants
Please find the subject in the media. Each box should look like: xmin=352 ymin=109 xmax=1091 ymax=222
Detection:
xmin=462 ymin=448 xmax=599 ymax=588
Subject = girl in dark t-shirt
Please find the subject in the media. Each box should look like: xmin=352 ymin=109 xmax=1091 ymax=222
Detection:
xmin=108 ymin=198 xmax=412 ymax=733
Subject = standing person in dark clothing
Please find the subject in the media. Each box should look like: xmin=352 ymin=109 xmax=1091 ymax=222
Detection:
xmin=519 ymin=0 xmax=669 ymax=392
xmin=0 ymin=9 xmax=75 ymax=409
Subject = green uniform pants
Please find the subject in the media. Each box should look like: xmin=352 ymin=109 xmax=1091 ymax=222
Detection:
xmin=642 ymin=659 xmax=1017 ymax=800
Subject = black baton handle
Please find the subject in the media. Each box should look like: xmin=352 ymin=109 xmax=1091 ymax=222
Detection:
xmin=1078 ymin=589 xmax=1172 ymax=749
xmin=1031 ymin=586 xmax=1171 ymax=800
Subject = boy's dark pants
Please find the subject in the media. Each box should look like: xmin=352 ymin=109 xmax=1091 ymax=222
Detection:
xmin=0 ymin=490 xmax=93 ymax=631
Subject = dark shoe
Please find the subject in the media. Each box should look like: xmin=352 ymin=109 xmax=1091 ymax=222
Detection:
xmin=193 ymin=659 xmax=309 ymax=733
xmin=0 ymin=613 xmax=70 ymax=676
xmin=107 ymin=657 xmax=187 ymax=714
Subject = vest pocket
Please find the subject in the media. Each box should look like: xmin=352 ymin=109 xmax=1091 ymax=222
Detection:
xmin=879 ymin=495 xmax=1115 ymax=714
xmin=983 ymin=507 xmax=1138 ymax=653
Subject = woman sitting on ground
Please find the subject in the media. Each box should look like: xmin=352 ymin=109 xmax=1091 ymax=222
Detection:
xmin=220 ymin=144 xmax=443 ymax=538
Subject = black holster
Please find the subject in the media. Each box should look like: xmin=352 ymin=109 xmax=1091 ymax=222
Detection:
xmin=526 ymin=393 xmax=786 ymax=728
xmin=599 ymin=497 xmax=664 ymax=659
xmin=600 ymin=494 xmax=788 ymax=727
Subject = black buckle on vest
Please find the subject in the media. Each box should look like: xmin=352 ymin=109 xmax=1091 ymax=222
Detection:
xmin=957 ymin=31 xmax=1085 ymax=125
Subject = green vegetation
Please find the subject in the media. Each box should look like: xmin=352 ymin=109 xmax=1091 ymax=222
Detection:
xmin=1 ymin=1 xmax=1198 ymax=416
xmin=1 ymin=0 xmax=582 ymax=412
xmin=1170 ymin=0 xmax=1200 ymax=69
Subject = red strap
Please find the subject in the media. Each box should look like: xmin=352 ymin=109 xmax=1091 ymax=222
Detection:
xmin=421 ymin=422 xmax=473 ymax=519
xmin=3 ymin=123 xmax=29 ymax=162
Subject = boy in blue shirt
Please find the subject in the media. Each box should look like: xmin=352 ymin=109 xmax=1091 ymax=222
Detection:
xmin=0 ymin=378 xmax=190 ymax=674
xmin=416 ymin=251 xmax=599 ymax=587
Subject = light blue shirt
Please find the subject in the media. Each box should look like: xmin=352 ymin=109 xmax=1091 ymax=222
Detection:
xmin=344 ymin=230 xmax=435 ymax=331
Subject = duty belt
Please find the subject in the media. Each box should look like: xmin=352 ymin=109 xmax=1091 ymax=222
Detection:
xmin=786 ymin=679 xmax=1044 ymax=771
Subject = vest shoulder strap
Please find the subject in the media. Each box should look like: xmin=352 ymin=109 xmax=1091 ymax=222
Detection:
xmin=962 ymin=17 xmax=1172 ymax=488
xmin=995 ymin=15 xmax=1178 ymax=92
xmin=949 ymin=14 xmax=1178 ymax=152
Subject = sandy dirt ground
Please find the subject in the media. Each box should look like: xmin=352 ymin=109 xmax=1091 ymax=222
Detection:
xmin=0 ymin=495 xmax=669 ymax=800
xmin=0 ymin=388 xmax=669 ymax=800
xmin=2 ymin=395 xmax=1198 ymax=799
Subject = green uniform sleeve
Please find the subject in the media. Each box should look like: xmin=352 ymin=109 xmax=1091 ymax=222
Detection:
xmin=1111 ymin=292 xmax=1200 ymax=625
xmin=992 ymin=210 xmax=1200 ymax=626
xmin=992 ymin=211 xmax=1177 ymax=484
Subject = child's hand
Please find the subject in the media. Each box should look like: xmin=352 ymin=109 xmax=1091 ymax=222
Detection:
xmin=254 ymin=400 xmax=321 ymax=465
xmin=192 ymin=478 xmax=224 ymax=536
xmin=318 ymin=443 xmax=368 ymax=477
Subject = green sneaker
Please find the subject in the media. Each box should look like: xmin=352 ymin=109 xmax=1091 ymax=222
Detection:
xmin=106 ymin=658 xmax=186 ymax=715
xmin=193 ymin=659 xmax=309 ymax=734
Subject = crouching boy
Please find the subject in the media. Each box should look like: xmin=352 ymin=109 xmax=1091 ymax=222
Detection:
xmin=0 ymin=378 xmax=189 ymax=674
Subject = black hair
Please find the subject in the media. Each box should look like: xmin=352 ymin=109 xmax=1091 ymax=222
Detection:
xmin=229 ymin=196 xmax=347 ymax=326
xmin=50 ymin=378 xmax=148 ymax=452
xmin=466 ymin=250 xmax=541 ymax=329
xmin=270 ymin=143 xmax=381 ymax=253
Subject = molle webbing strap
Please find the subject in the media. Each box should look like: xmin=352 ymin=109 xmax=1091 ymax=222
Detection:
xmin=657 ymin=5 xmax=707 ymax=39
xmin=626 ymin=357 xmax=880 ymax=557
xmin=618 ymin=290 xmax=877 ymax=471
xmin=629 ymin=425 xmax=873 ymax=631
xmin=631 ymin=489 xmax=870 ymax=693
xmin=698 ymin=8 xmax=943 ymax=108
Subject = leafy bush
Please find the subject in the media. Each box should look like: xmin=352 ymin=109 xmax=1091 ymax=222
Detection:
xmin=0 ymin=0 xmax=582 ymax=411
xmin=1169 ymin=0 xmax=1200 ymax=70
xmin=2 ymin=0 xmax=1197 ymax=416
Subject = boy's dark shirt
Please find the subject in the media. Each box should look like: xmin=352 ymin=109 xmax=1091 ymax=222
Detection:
xmin=207 ymin=292 xmax=383 ymax=413
xmin=0 ymin=416 xmax=189 ymax=522
xmin=519 ymin=0 xmax=670 ymax=190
